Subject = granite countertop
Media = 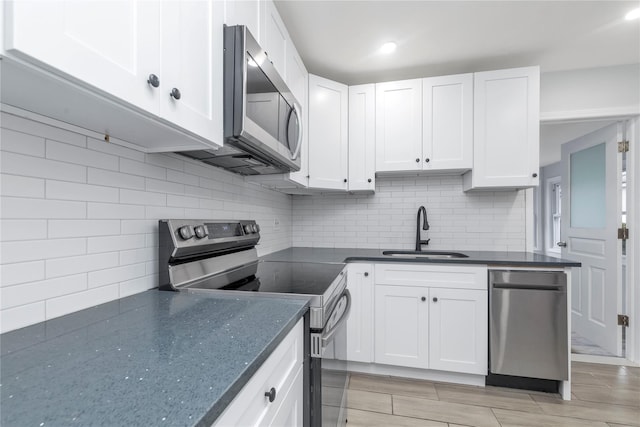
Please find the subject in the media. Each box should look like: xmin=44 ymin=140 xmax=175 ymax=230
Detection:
xmin=0 ymin=290 xmax=309 ymax=427
xmin=261 ymin=247 xmax=581 ymax=268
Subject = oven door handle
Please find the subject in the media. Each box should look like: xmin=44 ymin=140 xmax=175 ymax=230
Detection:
xmin=321 ymin=288 xmax=351 ymax=347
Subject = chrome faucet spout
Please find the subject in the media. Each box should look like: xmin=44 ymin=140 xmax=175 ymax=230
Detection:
xmin=415 ymin=206 xmax=430 ymax=251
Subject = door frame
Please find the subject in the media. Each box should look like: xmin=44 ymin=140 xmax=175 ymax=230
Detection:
xmin=530 ymin=110 xmax=639 ymax=364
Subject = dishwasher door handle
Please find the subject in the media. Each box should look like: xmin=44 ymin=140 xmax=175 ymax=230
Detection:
xmin=492 ymin=283 xmax=564 ymax=291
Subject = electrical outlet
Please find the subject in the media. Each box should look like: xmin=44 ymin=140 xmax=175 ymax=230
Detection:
xmin=273 ymin=218 xmax=280 ymax=231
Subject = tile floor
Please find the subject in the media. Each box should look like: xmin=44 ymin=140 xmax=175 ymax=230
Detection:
xmin=345 ymin=362 xmax=640 ymax=426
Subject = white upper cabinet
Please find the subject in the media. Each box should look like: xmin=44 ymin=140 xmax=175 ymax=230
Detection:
xmin=4 ymin=0 xmax=223 ymax=149
xmin=348 ymin=84 xmax=376 ymax=191
xmin=260 ymin=0 xmax=288 ymax=80
xmin=422 ymin=73 xmax=473 ymax=172
xmin=285 ymin=42 xmax=310 ymax=187
xmin=375 ymin=79 xmax=423 ymax=172
xmin=308 ymin=74 xmax=349 ymax=190
xmin=4 ymin=0 xmax=160 ymax=114
xmin=463 ymin=66 xmax=540 ymax=190
xmin=224 ymin=0 xmax=261 ymax=41
xmin=159 ymin=0 xmax=222 ymax=144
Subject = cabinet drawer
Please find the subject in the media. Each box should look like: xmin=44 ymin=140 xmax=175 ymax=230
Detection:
xmin=374 ymin=264 xmax=487 ymax=290
xmin=213 ymin=318 xmax=303 ymax=426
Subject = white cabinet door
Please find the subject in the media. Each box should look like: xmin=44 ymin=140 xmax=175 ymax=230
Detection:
xmin=428 ymin=288 xmax=488 ymax=375
xmin=224 ymin=0 xmax=261 ymax=41
xmin=260 ymin=0 xmax=288 ymax=80
xmin=267 ymin=366 xmax=304 ymax=427
xmin=346 ymin=264 xmax=374 ymax=363
xmin=348 ymin=84 xmax=376 ymax=191
xmin=375 ymin=79 xmax=423 ymax=172
xmin=308 ymin=74 xmax=349 ymax=190
xmin=374 ymin=285 xmax=429 ymax=369
xmin=423 ymin=73 xmax=473 ymax=171
xmin=160 ymin=0 xmax=222 ymax=144
xmin=464 ymin=66 xmax=540 ymax=190
xmin=5 ymin=0 xmax=160 ymax=114
xmin=285 ymin=42 xmax=309 ymax=187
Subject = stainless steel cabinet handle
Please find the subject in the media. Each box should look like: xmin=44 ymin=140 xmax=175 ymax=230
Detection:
xmin=557 ymin=241 xmax=567 ymax=247
xmin=170 ymin=88 xmax=181 ymax=100
xmin=147 ymin=74 xmax=160 ymax=88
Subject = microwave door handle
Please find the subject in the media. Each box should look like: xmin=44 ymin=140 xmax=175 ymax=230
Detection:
xmin=321 ymin=289 xmax=351 ymax=347
xmin=289 ymin=102 xmax=303 ymax=160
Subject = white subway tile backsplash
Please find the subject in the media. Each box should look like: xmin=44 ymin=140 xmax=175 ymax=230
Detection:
xmin=45 ymin=284 xmax=119 ymax=319
xmin=48 ymin=219 xmax=120 ymax=238
xmin=1 ymin=174 xmax=45 ymax=198
xmin=88 ymin=168 xmax=145 ymax=190
xmin=0 ymin=220 xmax=48 ymax=241
xmin=1 ymin=197 xmax=86 ymax=219
xmin=46 ymin=180 xmax=119 ymax=203
xmin=1 ymin=128 xmax=45 ymax=156
xmin=46 ymin=140 xmax=119 ymax=170
xmin=88 ymin=263 xmax=146 ymax=288
xmin=1 ymin=152 xmax=87 ymax=183
xmin=1 ymin=111 xmax=293 ymax=332
xmin=0 ymin=302 xmax=45 ymax=334
xmin=1 ymin=274 xmax=87 ymax=309
xmin=87 ymin=202 xmax=145 ymax=219
xmin=0 ymin=261 xmax=46 ymax=287
xmin=46 ymin=252 xmax=119 ymax=278
xmin=120 ymin=158 xmax=166 ymax=180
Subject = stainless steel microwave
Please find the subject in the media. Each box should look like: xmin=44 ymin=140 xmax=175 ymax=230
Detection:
xmin=178 ymin=25 xmax=302 ymax=175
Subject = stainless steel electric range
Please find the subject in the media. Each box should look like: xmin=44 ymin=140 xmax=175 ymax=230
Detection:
xmin=158 ymin=219 xmax=350 ymax=427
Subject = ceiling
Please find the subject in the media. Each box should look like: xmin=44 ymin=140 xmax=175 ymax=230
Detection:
xmin=275 ymin=1 xmax=639 ymax=166
xmin=274 ymin=1 xmax=640 ymax=85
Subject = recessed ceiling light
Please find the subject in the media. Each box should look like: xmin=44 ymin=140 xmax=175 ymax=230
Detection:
xmin=625 ymin=8 xmax=640 ymax=20
xmin=379 ymin=42 xmax=397 ymax=54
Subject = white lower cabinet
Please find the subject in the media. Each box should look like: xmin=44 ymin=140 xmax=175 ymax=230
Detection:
xmin=374 ymin=284 xmax=429 ymax=368
xmin=213 ymin=319 xmax=303 ymax=427
xmin=345 ymin=264 xmax=374 ymax=363
xmin=365 ymin=264 xmax=488 ymax=376
xmin=428 ymin=288 xmax=488 ymax=375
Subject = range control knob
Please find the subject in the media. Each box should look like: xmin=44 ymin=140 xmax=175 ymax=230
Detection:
xmin=252 ymin=224 xmax=258 ymax=233
xmin=194 ymin=225 xmax=208 ymax=239
xmin=178 ymin=225 xmax=194 ymax=240
xmin=255 ymin=223 xmax=260 ymax=233
xmin=244 ymin=224 xmax=252 ymax=234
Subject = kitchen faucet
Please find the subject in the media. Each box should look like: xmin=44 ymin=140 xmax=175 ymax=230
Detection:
xmin=415 ymin=206 xmax=430 ymax=251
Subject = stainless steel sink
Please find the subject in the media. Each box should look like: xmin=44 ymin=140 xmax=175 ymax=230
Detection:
xmin=382 ymin=250 xmax=469 ymax=259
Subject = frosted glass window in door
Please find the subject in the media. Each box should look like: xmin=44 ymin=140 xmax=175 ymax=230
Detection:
xmin=570 ymin=143 xmax=605 ymax=228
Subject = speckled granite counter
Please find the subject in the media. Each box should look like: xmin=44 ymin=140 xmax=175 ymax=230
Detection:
xmin=0 ymin=290 xmax=309 ymax=427
xmin=261 ymin=247 xmax=581 ymax=268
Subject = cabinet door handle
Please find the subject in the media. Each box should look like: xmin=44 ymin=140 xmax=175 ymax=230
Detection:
xmin=364 ymin=272 xmax=369 ymax=277
xmin=265 ymin=387 xmax=276 ymax=403
xmin=433 ymin=297 xmax=438 ymax=302
xmin=368 ymin=178 xmax=372 ymax=183
xmin=344 ymin=178 xmax=347 ymax=183
xmin=415 ymin=158 xmax=420 ymax=163
xmin=421 ymin=296 xmax=426 ymax=302
xmin=532 ymin=173 xmax=538 ymax=178
xmin=425 ymin=158 xmax=430 ymax=163
xmin=147 ymin=74 xmax=160 ymax=88
xmin=170 ymin=88 xmax=182 ymax=100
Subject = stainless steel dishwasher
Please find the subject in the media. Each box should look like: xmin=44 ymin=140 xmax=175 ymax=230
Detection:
xmin=489 ymin=270 xmax=568 ymax=382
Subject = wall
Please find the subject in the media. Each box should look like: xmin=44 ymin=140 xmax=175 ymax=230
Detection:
xmin=292 ymin=175 xmax=526 ymax=251
xmin=0 ymin=112 xmax=293 ymax=333
xmin=540 ymin=63 xmax=640 ymax=120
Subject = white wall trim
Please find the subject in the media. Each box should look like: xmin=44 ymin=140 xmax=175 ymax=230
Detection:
xmin=540 ymin=106 xmax=640 ymax=123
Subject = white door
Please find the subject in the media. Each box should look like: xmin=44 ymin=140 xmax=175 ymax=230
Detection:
xmin=308 ymin=74 xmax=348 ymax=190
xmin=374 ymin=285 xmax=429 ymax=369
xmin=260 ymin=0 xmax=288 ymax=80
xmin=561 ymin=123 xmax=621 ymax=356
xmin=422 ymin=73 xmax=473 ymax=171
xmin=160 ymin=0 xmax=223 ymax=144
xmin=375 ymin=79 xmax=423 ymax=172
xmin=348 ymin=84 xmax=376 ymax=191
xmin=345 ymin=264 xmax=374 ymax=363
xmin=224 ymin=0 xmax=261 ymax=41
xmin=5 ymin=0 xmax=160 ymax=113
xmin=429 ymin=288 xmax=487 ymax=374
